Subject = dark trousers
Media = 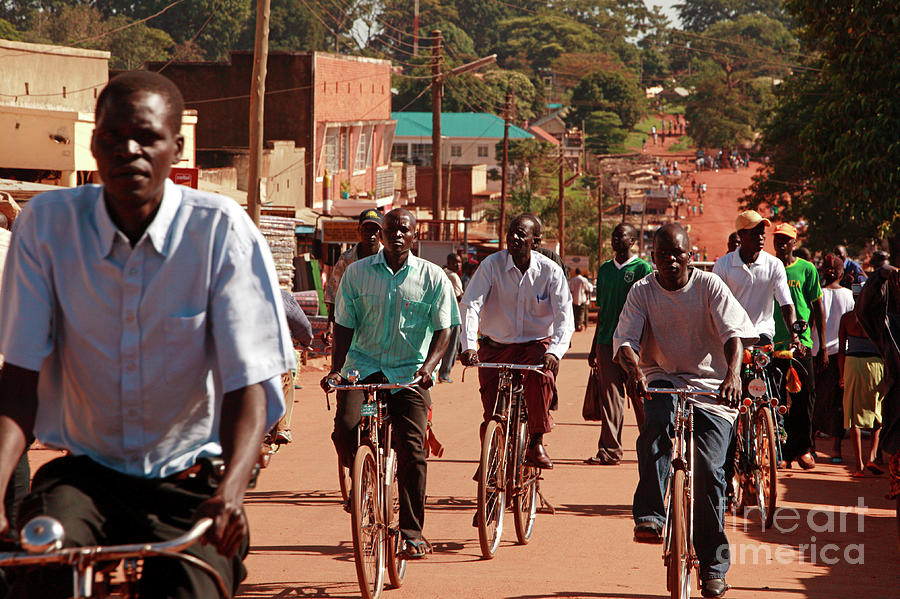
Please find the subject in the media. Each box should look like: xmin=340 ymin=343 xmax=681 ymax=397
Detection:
xmin=779 ymin=353 xmax=816 ymax=461
xmin=477 ymin=338 xmax=555 ymax=435
xmin=332 ymin=372 xmax=430 ymax=540
xmin=7 ymin=455 xmax=247 ymax=599
xmin=2 ymin=450 xmax=30 ymax=533
xmin=573 ymin=304 xmax=588 ymax=330
xmin=633 ymin=382 xmax=733 ymax=580
xmin=595 ymin=344 xmax=627 ymax=461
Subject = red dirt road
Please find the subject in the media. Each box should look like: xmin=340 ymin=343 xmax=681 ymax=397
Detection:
xmin=223 ymin=328 xmax=897 ymax=599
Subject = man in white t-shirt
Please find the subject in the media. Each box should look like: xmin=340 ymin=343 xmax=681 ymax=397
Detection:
xmin=712 ymin=210 xmax=800 ymax=349
xmin=615 ymin=224 xmax=757 ymax=598
xmin=569 ymin=268 xmax=593 ymax=331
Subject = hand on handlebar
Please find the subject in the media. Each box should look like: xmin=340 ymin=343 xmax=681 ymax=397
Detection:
xmin=789 ymin=336 xmax=806 ymax=358
xmin=320 ymin=371 xmax=342 ymax=392
xmin=412 ymin=369 xmax=433 ymax=390
xmin=541 ymin=353 xmax=559 ymax=377
xmin=625 ymin=373 xmax=650 ymax=401
xmin=460 ymin=349 xmax=479 ymax=367
xmin=194 ymin=493 xmax=247 ymax=558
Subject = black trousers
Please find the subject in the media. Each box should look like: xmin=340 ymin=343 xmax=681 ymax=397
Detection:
xmin=2 ymin=450 xmax=30 ymax=533
xmin=332 ymin=372 xmax=430 ymax=540
xmin=7 ymin=455 xmax=247 ymax=599
xmin=779 ymin=353 xmax=817 ymax=461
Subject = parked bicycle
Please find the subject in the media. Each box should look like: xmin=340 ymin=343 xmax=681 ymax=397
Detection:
xmin=0 ymin=516 xmax=226 ymax=598
xmin=466 ymin=363 xmax=548 ymax=560
xmin=646 ymin=386 xmax=728 ymax=599
xmin=324 ymin=370 xmax=421 ymax=599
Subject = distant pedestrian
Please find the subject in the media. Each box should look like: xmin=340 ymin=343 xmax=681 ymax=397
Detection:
xmin=569 ymin=268 xmax=594 ymax=332
xmin=834 ymin=245 xmax=867 ymax=289
xmin=438 ymin=253 xmax=464 ymax=383
xmin=586 ymin=224 xmax=652 ymax=465
xmin=727 ymin=231 xmax=740 ymax=253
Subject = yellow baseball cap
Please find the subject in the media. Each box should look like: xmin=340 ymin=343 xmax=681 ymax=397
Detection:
xmin=773 ymin=223 xmax=797 ymax=239
xmin=735 ymin=210 xmax=771 ymax=231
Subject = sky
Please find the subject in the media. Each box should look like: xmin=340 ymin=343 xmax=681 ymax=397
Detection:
xmin=644 ymin=0 xmax=683 ymax=28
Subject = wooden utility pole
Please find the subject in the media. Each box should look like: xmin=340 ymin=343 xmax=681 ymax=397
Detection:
xmin=639 ymin=193 xmax=647 ymax=256
xmin=596 ymin=179 xmax=603 ymax=269
xmin=558 ymin=135 xmax=565 ymax=262
xmin=430 ymin=30 xmax=443 ymax=238
xmin=247 ymin=0 xmax=271 ymax=226
xmin=413 ymin=0 xmax=420 ymax=55
xmin=499 ymin=88 xmax=512 ymax=250
xmin=620 ymin=189 xmax=626 ymax=224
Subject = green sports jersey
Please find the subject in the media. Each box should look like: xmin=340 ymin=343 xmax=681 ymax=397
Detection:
xmin=773 ymin=257 xmax=822 ymax=348
xmin=594 ymin=257 xmax=653 ymax=345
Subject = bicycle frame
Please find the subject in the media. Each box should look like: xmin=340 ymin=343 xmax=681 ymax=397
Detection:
xmin=0 ymin=517 xmax=227 ymax=599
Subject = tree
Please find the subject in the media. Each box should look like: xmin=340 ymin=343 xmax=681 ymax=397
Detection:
xmin=743 ymin=0 xmax=900 ymax=252
xmin=570 ymin=70 xmax=644 ymax=129
xmin=584 ymin=110 xmax=627 ymax=155
xmin=236 ymin=0 xmax=330 ymax=53
xmin=495 ymin=13 xmax=602 ymax=74
xmin=676 ymin=0 xmax=790 ymax=33
xmin=0 ymin=17 xmax=20 ymax=39
xmin=684 ymin=77 xmax=754 ymax=149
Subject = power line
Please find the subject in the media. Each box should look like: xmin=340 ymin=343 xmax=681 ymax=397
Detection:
xmin=156 ymin=0 xmax=222 ymax=74
xmin=66 ymin=0 xmax=190 ymax=46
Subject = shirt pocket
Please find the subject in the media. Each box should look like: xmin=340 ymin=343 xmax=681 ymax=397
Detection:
xmin=398 ymin=298 xmax=431 ymax=351
xmin=526 ymin=289 xmax=554 ymax=320
xmin=164 ymin=312 xmax=208 ymax=386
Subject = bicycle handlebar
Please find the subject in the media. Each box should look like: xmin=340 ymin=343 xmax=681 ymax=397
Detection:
xmin=645 ymin=387 xmax=733 ymax=406
xmin=470 ymin=362 xmax=548 ymax=371
xmin=325 ymin=375 xmax=424 ymax=393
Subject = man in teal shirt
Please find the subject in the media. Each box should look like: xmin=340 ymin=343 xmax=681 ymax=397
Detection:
xmin=586 ymin=223 xmax=652 ymax=465
xmin=321 ymin=208 xmax=458 ymax=558
xmin=772 ymin=223 xmax=825 ymax=469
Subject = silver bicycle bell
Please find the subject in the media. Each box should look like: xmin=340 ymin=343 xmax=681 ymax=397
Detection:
xmin=21 ymin=516 xmax=65 ymax=553
xmin=347 ymin=369 xmax=360 ymax=383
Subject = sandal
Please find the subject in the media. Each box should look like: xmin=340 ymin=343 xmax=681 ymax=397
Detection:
xmin=865 ymin=462 xmax=884 ymax=475
xmin=401 ymin=537 xmax=429 ymax=559
xmin=585 ymin=454 xmax=620 ymax=466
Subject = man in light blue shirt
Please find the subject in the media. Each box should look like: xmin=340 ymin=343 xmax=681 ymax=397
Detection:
xmin=0 ymin=72 xmax=293 ymax=598
xmin=321 ymin=208 xmax=458 ymax=558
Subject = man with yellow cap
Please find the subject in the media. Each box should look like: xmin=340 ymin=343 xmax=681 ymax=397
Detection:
xmin=772 ymin=222 xmax=825 ymax=469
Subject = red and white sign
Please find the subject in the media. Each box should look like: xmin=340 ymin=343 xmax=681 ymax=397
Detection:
xmin=169 ymin=167 xmax=198 ymax=189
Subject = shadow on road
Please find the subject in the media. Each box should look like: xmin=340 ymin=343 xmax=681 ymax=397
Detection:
xmin=244 ymin=489 xmax=342 ymax=507
xmin=249 ymin=542 xmax=353 ymax=559
xmin=428 ymin=494 xmax=476 ymax=511
xmin=554 ymin=503 xmax=632 ymax=518
xmin=236 ymin=581 xmax=358 ymax=598
xmin=503 ymin=592 xmax=662 ymax=599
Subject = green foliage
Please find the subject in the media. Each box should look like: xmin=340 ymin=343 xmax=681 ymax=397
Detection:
xmin=570 ymin=70 xmax=645 ymax=129
xmin=744 ymin=0 xmax=900 ymax=251
xmin=237 ymin=0 xmax=330 ymax=53
xmin=496 ymin=13 xmax=602 ymax=74
xmin=685 ymin=77 xmax=754 ymax=149
xmin=676 ymin=0 xmax=790 ymax=33
xmin=584 ymin=110 xmax=627 ymax=155
xmin=0 ymin=17 xmax=20 ymax=40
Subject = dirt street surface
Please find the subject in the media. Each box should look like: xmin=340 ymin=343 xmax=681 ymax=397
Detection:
xmin=223 ymin=327 xmax=896 ymax=599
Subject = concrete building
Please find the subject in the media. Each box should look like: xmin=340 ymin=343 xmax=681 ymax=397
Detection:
xmin=0 ymin=39 xmax=196 ymax=187
xmin=152 ymin=52 xmax=395 ymax=212
xmin=390 ymin=112 xmax=533 ymax=179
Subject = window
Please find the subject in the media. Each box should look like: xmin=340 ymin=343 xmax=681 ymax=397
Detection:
xmin=355 ymin=128 xmax=372 ymax=172
xmin=451 ymin=144 xmax=462 ymax=158
xmin=411 ymin=143 xmax=432 ymax=166
xmin=477 ymin=145 xmax=489 ymax=158
xmin=341 ymin=129 xmax=350 ymax=171
xmin=324 ymin=128 xmax=339 ymax=174
xmin=391 ymin=144 xmax=409 ymax=162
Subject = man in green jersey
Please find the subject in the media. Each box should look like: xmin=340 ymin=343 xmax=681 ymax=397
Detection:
xmin=772 ymin=223 xmax=826 ymax=469
xmin=586 ymin=223 xmax=652 ymax=465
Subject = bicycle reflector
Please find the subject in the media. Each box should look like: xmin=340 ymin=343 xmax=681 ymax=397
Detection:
xmin=778 ymin=405 xmax=788 ymax=415
xmin=21 ymin=516 xmax=64 ymax=553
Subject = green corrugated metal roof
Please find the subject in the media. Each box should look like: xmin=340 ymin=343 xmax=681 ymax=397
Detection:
xmin=392 ymin=112 xmax=533 ymax=140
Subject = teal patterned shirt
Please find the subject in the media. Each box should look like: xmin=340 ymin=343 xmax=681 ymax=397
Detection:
xmin=335 ymin=250 xmax=460 ymax=384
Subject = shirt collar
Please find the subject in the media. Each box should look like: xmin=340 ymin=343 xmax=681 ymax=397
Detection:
xmin=614 ymin=255 xmax=638 ymax=269
xmin=730 ymin=248 xmax=761 ymax=268
xmin=371 ymin=248 xmax=415 ymax=274
xmin=94 ymin=179 xmax=182 ymax=257
xmin=504 ymin=249 xmax=538 ymax=274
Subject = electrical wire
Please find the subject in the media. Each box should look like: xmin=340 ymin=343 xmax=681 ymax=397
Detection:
xmin=156 ymin=0 xmax=222 ymax=73
xmin=66 ymin=0 xmax=190 ymax=46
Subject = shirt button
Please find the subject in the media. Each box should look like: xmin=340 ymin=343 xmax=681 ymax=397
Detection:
xmin=126 ymin=362 xmax=136 ymax=372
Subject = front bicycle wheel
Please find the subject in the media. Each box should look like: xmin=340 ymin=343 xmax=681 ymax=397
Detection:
xmin=755 ymin=406 xmax=778 ymax=530
xmin=477 ymin=419 xmax=506 ymax=559
xmin=667 ymin=469 xmax=690 ymax=599
xmin=350 ymin=445 xmax=385 ymax=599
xmin=513 ymin=420 xmax=538 ymax=544
xmin=730 ymin=414 xmax=747 ymax=515
xmin=384 ymin=450 xmax=407 ymax=588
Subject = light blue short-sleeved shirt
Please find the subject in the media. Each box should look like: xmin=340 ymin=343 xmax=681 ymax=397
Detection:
xmin=334 ymin=250 xmax=460 ymax=384
xmin=0 ymin=180 xmax=294 ymax=478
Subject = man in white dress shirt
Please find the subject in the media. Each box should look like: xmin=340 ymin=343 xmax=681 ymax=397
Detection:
xmin=0 ymin=71 xmax=293 ymax=598
xmin=460 ymin=214 xmax=574 ymax=468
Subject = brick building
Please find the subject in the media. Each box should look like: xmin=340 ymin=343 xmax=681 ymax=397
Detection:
xmin=152 ymin=52 xmax=395 ymax=211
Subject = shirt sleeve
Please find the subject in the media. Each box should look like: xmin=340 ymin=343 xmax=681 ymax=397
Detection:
xmin=334 ymin=262 xmax=360 ymax=329
xmin=459 ymin=259 xmax=492 ymax=352
xmin=773 ymin=260 xmax=793 ymax=307
xmin=209 ymin=215 xmax=294 ymax=429
xmin=0 ymin=205 xmax=55 ymax=371
xmin=547 ymin=267 xmax=575 ymax=358
xmin=711 ymin=257 xmax=726 ymax=281
xmin=612 ymin=284 xmax=646 ymax=356
xmin=431 ymin=268 xmax=461 ymax=331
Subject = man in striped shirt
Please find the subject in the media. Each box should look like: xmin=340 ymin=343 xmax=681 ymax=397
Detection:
xmin=321 ymin=209 xmax=458 ymax=558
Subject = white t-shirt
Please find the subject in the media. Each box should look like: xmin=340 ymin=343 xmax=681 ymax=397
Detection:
xmin=812 ymin=286 xmax=855 ymax=356
xmin=613 ymin=269 xmax=758 ymax=423
xmin=712 ymin=249 xmax=792 ymax=340
xmin=569 ymin=274 xmax=593 ymax=305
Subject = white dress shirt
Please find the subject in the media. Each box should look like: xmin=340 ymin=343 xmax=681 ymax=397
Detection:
xmin=460 ymin=250 xmax=574 ymax=358
xmin=0 ymin=180 xmax=294 ymax=478
xmin=712 ymin=249 xmax=792 ymax=340
xmin=568 ymin=274 xmax=593 ymax=305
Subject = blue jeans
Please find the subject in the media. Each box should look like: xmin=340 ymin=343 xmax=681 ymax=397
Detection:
xmin=438 ymin=325 xmax=460 ymax=380
xmin=633 ymin=381 xmax=734 ymax=580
